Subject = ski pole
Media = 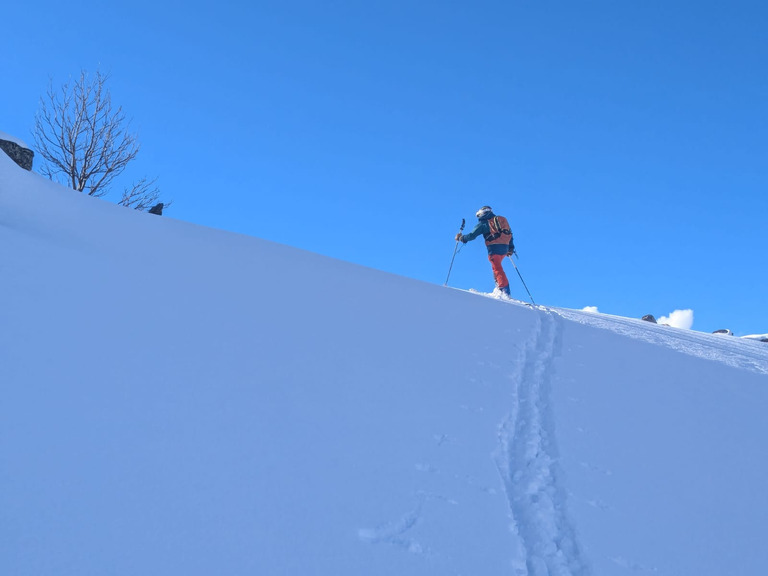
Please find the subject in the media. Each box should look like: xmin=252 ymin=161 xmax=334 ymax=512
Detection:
xmin=444 ymin=218 xmax=465 ymax=286
xmin=507 ymin=254 xmax=536 ymax=305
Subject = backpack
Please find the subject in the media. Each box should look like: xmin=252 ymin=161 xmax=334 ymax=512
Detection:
xmin=485 ymin=215 xmax=513 ymax=249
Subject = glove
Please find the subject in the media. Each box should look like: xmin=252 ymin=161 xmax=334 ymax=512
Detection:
xmin=455 ymin=233 xmax=463 ymax=242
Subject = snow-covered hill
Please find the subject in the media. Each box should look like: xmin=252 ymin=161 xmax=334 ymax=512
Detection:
xmin=2 ymin=144 xmax=767 ymax=575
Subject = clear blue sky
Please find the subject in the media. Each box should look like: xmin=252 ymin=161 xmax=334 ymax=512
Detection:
xmin=2 ymin=0 xmax=766 ymax=335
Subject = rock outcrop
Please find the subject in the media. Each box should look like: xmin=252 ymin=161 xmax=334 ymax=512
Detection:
xmin=0 ymin=132 xmax=34 ymax=170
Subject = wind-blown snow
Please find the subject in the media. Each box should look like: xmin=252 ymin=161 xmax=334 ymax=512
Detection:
xmin=2 ymin=144 xmax=768 ymax=575
xmin=743 ymin=333 xmax=768 ymax=342
xmin=657 ymin=308 xmax=695 ymax=330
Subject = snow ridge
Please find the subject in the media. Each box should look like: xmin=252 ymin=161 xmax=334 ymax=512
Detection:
xmin=553 ymin=307 xmax=768 ymax=375
xmin=495 ymin=310 xmax=588 ymax=576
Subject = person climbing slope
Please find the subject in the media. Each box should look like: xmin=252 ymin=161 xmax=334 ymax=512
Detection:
xmin=455 ymin=205 xmax=515 ymax=296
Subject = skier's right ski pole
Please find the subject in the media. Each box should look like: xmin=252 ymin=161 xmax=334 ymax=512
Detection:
xmin=507 ymin=255 xmax=536 ymax=305
xmin=444 ymin=218 xmax=465 ymax=286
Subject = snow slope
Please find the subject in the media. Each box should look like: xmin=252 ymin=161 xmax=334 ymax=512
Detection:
xmin=2 ymin=146 xmax=768 ymax=575
xmin=743 ymin=333 xmax=768 ymax=343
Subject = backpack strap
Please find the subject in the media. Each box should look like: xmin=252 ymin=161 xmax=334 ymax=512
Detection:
xmin=487 ymin=216 xmax=511 ymax=241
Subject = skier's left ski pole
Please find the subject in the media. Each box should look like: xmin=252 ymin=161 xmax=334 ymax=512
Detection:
xmin=444 ymin=218 xmax=465 ymax=286
xmin=507 ymin=254 xmax=536 ymax=305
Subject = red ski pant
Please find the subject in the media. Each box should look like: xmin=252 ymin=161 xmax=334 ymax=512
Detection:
xmin=488 ymin=254 xmax=509 ymax=289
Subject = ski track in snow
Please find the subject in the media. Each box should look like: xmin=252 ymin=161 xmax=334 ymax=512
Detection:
xmin=466 ymin=288 xmax=768 ymax=375
xmin=358 ymin=290 xmax=766 ymax=572
xmin=495 ymin=309 xmax=588 ymax=576
xmin=358 ymin=498 xmax=428 ymax=555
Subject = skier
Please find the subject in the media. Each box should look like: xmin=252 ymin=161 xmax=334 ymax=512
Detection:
xmin=455 ymin=206 xmax=515 ymax=296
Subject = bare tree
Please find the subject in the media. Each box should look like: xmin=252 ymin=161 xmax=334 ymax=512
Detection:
xmin=33 ymin=70 xmax=166 ymax=210
xmin=119 ymin=177 xmax=164 ymax=211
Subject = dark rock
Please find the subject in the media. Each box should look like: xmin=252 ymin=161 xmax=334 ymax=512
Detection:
xmin=0 ymin=137 xmax=34 ymax=171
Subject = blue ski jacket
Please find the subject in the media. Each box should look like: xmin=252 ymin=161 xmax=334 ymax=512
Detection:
xmin=459 ymin=213 xmax=514 ymax=256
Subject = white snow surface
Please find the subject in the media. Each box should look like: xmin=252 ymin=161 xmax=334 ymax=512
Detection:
xmin=743 ymin=333 xmax=768 ymax=342
xmin=2 ymin=148 xmax=768 ymax=575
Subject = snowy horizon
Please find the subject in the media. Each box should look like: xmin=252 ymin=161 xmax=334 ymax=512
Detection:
xmin=0 ymin=130 xmax=29 ymax=148
xmin=2 ymin=143 xmax=768 ymax=575
xmin=584 ymin=306 xmax=698 ymax=332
